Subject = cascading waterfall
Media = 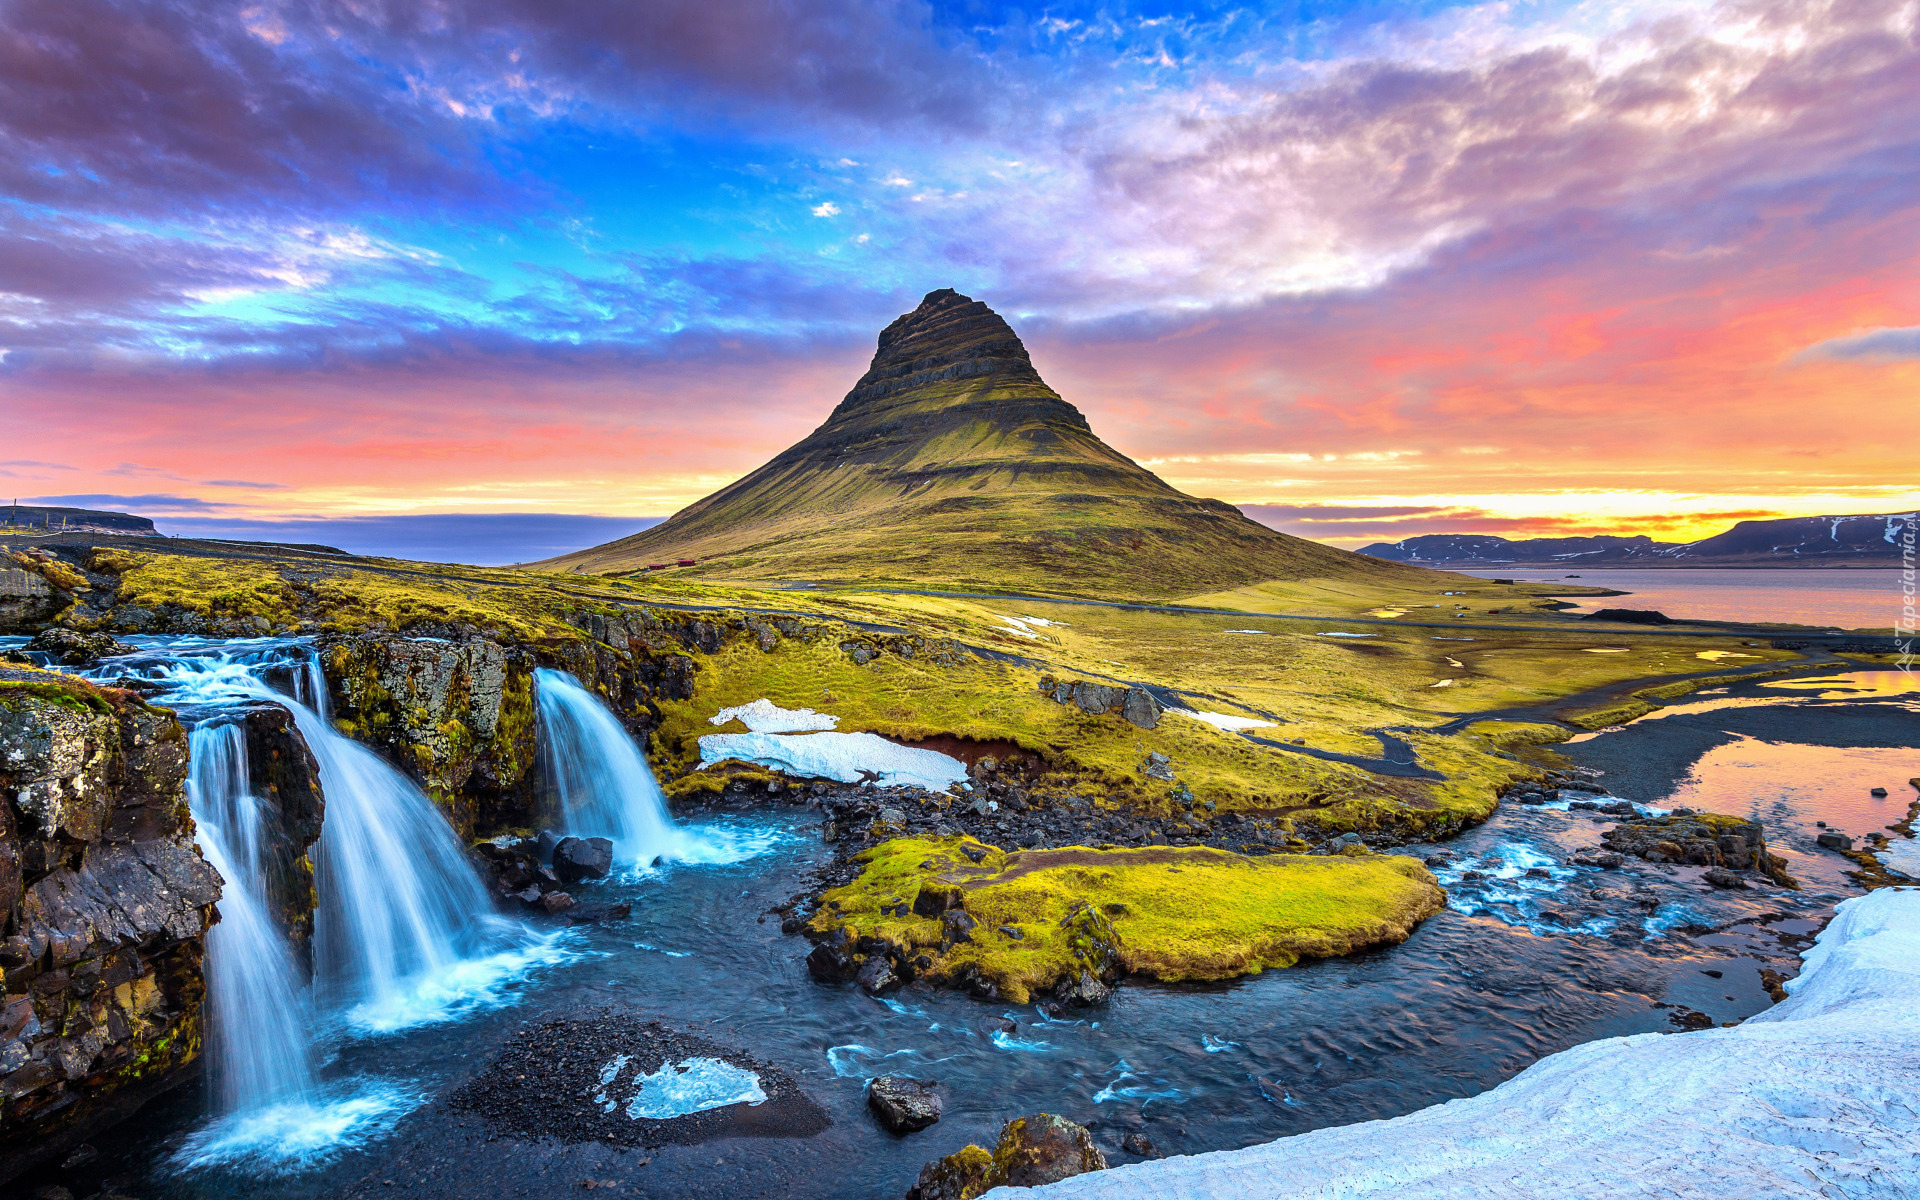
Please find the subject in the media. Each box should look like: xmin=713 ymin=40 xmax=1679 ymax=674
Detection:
xmin=82 ymin=638 xmax=564 ymax=1169
xmin=534 ymin=667 xmax=683 ymax=864
xmin=285 ymin=679 xmax=509 ymax=1019
xmin=188 ymin=721 xmax=318 ymax=1115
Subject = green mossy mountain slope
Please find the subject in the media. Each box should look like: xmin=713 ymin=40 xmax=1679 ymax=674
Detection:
xmin=536 ymin=289 xmax=1433 ymax=598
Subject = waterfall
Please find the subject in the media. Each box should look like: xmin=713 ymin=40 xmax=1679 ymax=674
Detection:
xmin=285 ymin=699 xmax=504 ymax=1015
xmin=79 ymin=638 xmax=565 ymax=1168
xmin=101 ymin=640 xmax=542 ymax=1025
xmin=534 ymin=668 xmax=682 ymax=864
xmin=188 ymin=721 xmax=318 ymax=1115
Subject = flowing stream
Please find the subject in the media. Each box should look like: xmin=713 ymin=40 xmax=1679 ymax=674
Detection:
xmin=6 ymin=635 xmax=1911 ymax=1198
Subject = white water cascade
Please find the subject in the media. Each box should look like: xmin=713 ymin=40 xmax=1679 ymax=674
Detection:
xmin=291 ymin=699 xmax=521 ymax=1024
xmin=187 ymin=721 xmax=318 ymax=1115
xmin=534 ymin=668 xmax=683 ymax=864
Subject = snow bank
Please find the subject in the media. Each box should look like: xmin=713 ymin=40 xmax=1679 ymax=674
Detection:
xmin=1168 ymin=708 xmax=1276 ymax=732
xmin=1881 ymin=839 xmax=1920 ymax=880
xmin=708 ymin=698 xmax=839 ymax=733
xmin=999 ymin=887 xmax=1920 ymax=1200
xmin=697 ymin=731 xmax=969 ymax=792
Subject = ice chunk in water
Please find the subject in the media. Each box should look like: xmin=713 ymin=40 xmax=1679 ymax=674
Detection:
xmin=623 ymin=1057 xmax=767 ymax=1119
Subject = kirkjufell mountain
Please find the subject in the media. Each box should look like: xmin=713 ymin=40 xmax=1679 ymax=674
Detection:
xmin=541 ymin=289 xmax=1424 ymax=596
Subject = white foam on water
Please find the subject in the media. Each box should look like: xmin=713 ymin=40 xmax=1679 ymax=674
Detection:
xmin=622 ymin=1058 xmax=766 ymax=1119
xmin=342 ymin=927 xmax=578 ymax=1035
xmin=1202 ymin=1035 xmax=1241 ymax=1053
xmin=827 ymin=1044 xmax=924 ymax=1078
xmin=1169 ymin=708 xmax=1277 ymax=731
xmin=708 ymin=698 xmax=839 ymax=732
xmin=991 ymin=1029 xmax=1054 ymax=1052
xmin=171 ymin=1081 xmax=421 ymax=1174
xmin=634 ymin=942 xmax=693 ymax=958
xmin=1092 ymin=1062 xmax=1193 ymax=1106
xmin=697 ymin=730 xmax=968 ymax=791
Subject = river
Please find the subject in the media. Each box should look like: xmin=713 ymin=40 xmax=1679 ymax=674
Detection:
xmin=12 ymin=637 xmax=1912 ymax=1200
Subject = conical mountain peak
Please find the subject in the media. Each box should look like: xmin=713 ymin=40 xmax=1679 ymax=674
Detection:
xmin=843 ymin=288 xmax=1046 ymax=409
xmin=540 ymin=290 xmax=1403 ymax=596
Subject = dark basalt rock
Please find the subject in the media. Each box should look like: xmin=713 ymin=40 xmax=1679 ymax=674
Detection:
xmin=551 ymin=836 xmax=614 ymax=883
xmin=867 ymin=1075 xmax=942 ymax=1133
xmin=239 ymin=705 xmax=325 ymax=962
xmin=0 ymin=681 xmax=220 ymax=1183
xmin=1602 ymin=813 xmax=1795 ymax=886
xmin=1122 ymin=1131 xmax=1162 ymax=1158
xmin=1039 ymin=677 xmax=1162 ymax=729
xmin=23 ymin=629 xmax=128 ymax=667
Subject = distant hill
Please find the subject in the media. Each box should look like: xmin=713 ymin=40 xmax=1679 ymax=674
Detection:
xmin=538 ymin=289 xmax=1429 ymax=597
xmin=1362 ymin=513 xmax=1916 ymax=567
xmin=2 ymin=504 xmax=155 ymax=536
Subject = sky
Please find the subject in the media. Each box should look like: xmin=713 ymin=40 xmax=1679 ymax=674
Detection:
xmin=2 ymin=0 xmax=1917 ymax=561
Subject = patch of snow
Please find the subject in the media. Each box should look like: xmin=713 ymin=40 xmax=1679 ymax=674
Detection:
xmin=1001 ymin=887 xmax=1920 ymax=1200
xmin=1881 ymin=839 xmax=1920 ymax=880
xmin=1020 ymin=614 xmax=1065 ymax=627
xmin=1169 ymin=708 xmax=1277 ymax=731
xmin=621 ymin=1058 xmax=765 ymax=1120
xmin=1430 ymin=679 xmax=1455 ymax=688
xmin=1446 ymin=657 xmax=1464 ymax=668
xmin=1317 ymin=632 xmax=1376 ymax=638
xmin=697 ymin=731 xmax=967 ymax=792
xmin=1223 ymin=629 xmax=1267 ymax=635
xmin=1583 ymin=647 xmax=1632 ymax=654
xmin=1431 ymin=636 xmax=1476 ymax=641
xmin=708 ymin=698 xmax=839 ymax=733
xmin=1695 ymin=650 xmax=1758 ymax=661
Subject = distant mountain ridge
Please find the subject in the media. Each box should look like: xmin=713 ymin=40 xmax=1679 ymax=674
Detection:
xmin=1361 ymin=513 xmax=1916 ymax=566
xmin=3 ymin=504 xmax=155 ymax=535
xmin=539 ymin=288 xmax=1427 ymax=596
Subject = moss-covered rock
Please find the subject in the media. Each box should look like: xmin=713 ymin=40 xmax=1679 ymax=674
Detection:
xmin=1602 ymin=811 xmax=1796 ymax=887
xmin=0 ymin=669 xmax=220 ymax=1181
xmin=808 ymin=835 xmax=1445 ymax=1004
xmin=906 ymin=1113 xmax=1108 ymax=1200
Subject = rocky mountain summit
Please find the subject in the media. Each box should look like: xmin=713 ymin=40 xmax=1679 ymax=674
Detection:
xmin=539 ymin=289 xmax=1416 ymax=597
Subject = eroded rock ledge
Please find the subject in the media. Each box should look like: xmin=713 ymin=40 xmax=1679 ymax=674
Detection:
xmin=0 ymin=669 xmax=221 ymax=1182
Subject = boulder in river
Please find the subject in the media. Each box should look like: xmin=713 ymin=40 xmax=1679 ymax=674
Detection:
xmin=24 ymin=628 xmax=129 ymax=666
xmin=906 ymin=1113 xmax=1108 ymax=1199
xmin=552 ymin=835 xmax=614 ymax=882
xmin=868 ymin=1075 xmax=942 ymax=1133
xmin=1602 ymin=812 xmax=1795 ymax=886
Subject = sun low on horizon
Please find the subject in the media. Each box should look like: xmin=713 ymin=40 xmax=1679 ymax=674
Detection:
xmin=3 ymin=0 xmax=1918 ymax=561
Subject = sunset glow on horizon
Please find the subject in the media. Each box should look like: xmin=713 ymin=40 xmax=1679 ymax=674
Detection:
xmin=4 ymin=0 xmax=1917 ymax=555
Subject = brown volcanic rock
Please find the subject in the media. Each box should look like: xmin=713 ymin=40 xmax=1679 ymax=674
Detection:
xmin=536 ymin=289 xmax=1430 ymax=598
